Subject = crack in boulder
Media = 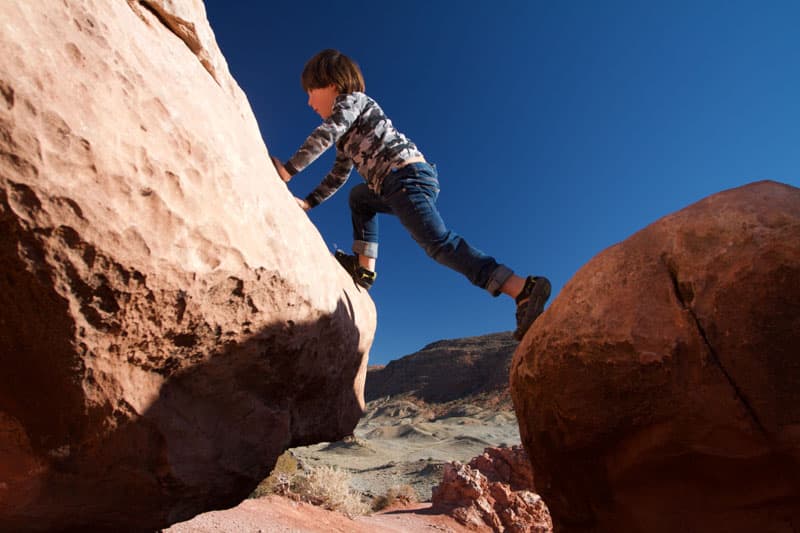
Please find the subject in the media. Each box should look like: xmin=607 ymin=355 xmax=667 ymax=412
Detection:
xmin=134 ymin=0 xmax=220 ymax=86
xmin=663 ymin=256 xmax=768 ymax=437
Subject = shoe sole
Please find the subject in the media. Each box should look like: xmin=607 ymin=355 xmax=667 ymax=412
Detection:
xmin=513 ymin=277 xmax=551 ymax=341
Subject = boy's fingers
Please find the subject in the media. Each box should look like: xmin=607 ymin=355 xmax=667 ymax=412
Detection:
xmin=270 ymin=156 xmax=291 ymax=183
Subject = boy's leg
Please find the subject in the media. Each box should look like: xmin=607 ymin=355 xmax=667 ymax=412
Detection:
xmin=382 ymin=164 xmax=551 ymax=336
xmin=388 ymin=174 xmax=550 ymax=337
xmin=359 ymin=254 xmax=376 ymax=272
xmin=349 ymin=183 xmax=391 ymax=265
xmin=384 ymin=166 xmax=511 ymax=295
xmin=339 ymin=183 xmax=392 ymax=287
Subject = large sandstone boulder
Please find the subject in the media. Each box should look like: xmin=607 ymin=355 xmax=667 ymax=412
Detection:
xmin=511 ymin=181 xmax=800 ymax=532
xmin=0 ymin=1 xmax=376 ymax=531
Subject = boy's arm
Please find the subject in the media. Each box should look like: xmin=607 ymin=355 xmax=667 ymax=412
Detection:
xmin=284 ymin=93 xmax=364 ymax=177
xmin=304 ymin=150 xmax=354 ymax=208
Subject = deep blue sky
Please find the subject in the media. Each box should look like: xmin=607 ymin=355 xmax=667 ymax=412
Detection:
xmin=205 ymin=1 xmax=799 ymax=366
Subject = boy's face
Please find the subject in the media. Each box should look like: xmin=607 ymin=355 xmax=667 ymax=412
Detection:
xmin=307 ymin=84 xmax=339 ymax=120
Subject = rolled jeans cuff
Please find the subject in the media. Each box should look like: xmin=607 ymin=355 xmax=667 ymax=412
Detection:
xmin=353 ymin=240 xmax=378 ymax=259
xmin=486 ymin=264 xmax=514 ymax=297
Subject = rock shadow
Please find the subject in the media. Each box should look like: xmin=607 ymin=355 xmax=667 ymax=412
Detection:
xmin=1 ymin=225 xmax=366 ymax=533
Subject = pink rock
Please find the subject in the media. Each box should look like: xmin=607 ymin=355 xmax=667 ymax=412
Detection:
xmin=0 ymin=1 xmax=375 ymax=530
xmin=469 ymin=444 xmax=534 ymax=491
xmin=433 ymin=453 xmax=553 ymax=532
xmin=511 ymin=181 xmax=800 ymax=532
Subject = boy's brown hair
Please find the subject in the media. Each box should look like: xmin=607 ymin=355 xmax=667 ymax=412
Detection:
xmin=301 ymin=49 xmax=365 ymax=94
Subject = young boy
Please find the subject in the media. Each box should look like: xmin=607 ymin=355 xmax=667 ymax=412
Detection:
xmin=272 ymin=49 xmax=550 ymax=340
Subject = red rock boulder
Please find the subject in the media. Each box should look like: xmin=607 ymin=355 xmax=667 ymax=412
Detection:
xmin=468 ymin=445 xmax=535 ymax=492
xmin=432 ymin=446 xmax=553 ymax=532
xmin=511 ymin=181 xmax=800 ymax=532
xmin=0 ymin=1 xmax=375 ymax=531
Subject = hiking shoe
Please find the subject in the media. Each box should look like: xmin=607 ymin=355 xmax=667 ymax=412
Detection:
xmin=335 ymin=250 xmax=376 ymax=290
xmin=513 ymin=276 xmax=551 ymax=340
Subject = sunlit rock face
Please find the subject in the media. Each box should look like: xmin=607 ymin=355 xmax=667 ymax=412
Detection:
xmin=0 ymin=1 xmax=376 ymax=530
xmin=511 ymin=181 xmax=800 ymax=533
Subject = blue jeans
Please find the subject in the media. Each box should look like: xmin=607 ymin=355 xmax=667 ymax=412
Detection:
xmin=349 ymin=162 xmax=513 ymax=296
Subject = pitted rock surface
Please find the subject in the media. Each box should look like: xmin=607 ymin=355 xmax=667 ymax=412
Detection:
xmin=0 ymin=1 xmax=375 ymax=530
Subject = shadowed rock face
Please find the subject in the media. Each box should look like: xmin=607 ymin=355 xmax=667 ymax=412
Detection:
xmin=0 ymin=1 xmax=375 ymax=530
xmin=366 ymin=332 xmax=518 ymax=403
xmin=511 ymin=181 xmax=800 ymax=533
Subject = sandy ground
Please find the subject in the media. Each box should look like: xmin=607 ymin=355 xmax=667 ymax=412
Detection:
xmin=166 ymin=496 xmax=487 ymax=532
xmin=166 ymin=396 xmax=516 ymax=531
xmin=293 ymin=396 xmax=520 ymax=500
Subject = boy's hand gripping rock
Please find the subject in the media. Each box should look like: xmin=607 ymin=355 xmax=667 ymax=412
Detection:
xmin=271 ymin=156 xmax=292 ymax=183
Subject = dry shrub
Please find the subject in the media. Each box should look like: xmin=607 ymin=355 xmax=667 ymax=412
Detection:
xmin=292 ymin=465 xmax=369 ymax=517
xmin=250 ymin=454 xmax=367 ymax=517
xmin=372 ymin=484 xmax=419 ymax=511
xmin=250 ymin=451 xmax=299 ymax=499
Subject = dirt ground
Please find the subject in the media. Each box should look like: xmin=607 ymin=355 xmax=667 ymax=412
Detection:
xmin=165 ymin=495 xmax=489 ymax=533
xmin=166 ymin=396 xmax=515 ymax=532
xmin=293 ymin=395 xmax=520 ymax=501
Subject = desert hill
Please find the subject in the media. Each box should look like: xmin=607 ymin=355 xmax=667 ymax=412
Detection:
xmin=366 ymin=331 xmax=518 ymax=404
xmin=291 ymin=331 xmax=521 ymax=501
xmin=168 ymin=330 xmax=528 ymax=531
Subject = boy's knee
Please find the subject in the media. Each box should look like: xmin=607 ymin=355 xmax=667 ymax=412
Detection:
xmin=422 ymin=236 xmax=454 ymax=262
xmin=349 ymin=183 xmax=371 ymax=208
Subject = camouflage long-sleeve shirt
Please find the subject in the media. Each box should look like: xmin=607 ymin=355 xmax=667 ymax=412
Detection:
xmin=284 ymin=92 xmax=424 ymax=208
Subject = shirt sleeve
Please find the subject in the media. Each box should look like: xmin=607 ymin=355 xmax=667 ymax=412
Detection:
xmin=284 ymin=93 xmax=364 ymax=176
xmin=304 ymin=149 xmax=354 ymax=208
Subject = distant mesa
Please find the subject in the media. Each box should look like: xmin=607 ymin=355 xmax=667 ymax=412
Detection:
xmin=366 ymin=332 xmax=518 ymax=404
